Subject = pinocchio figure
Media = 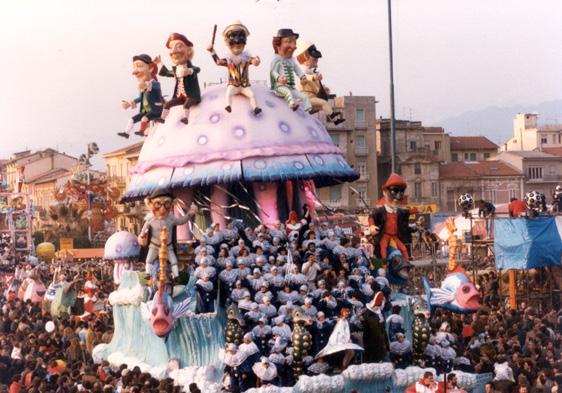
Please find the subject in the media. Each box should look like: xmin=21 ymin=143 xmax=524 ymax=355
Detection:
xmin=369 ymin=173 xmax=412 ymax=261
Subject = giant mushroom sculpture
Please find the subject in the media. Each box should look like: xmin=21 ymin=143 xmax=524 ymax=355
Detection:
xmin=122 ymin=84 xmax=358 ymax=235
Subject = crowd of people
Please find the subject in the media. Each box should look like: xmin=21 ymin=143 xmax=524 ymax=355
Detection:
xmin=0 ymin=212 xmax=560 ymax=393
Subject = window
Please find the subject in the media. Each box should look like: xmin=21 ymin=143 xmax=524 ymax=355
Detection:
xmin=356 ymin=135 xmax=366 ymax=147
xmin=357 ymin=187 xmax=367 ymax=200
xmin=434 ymin=141 xmax=441 ymax=150
xmin=431 ymin=182 xmax=438 ymax=197
xmin=409 ymin=141 xmax=417 ymax=151
xmin=330 ymin=185 xmax=342 ymax=201
xmin=469 ymin=153 xmax=477 ymax=161
xmin=464 ymin=153 xmax=469 ymax=160
xmin=541 ymin=136 xmax=547 ymax=144
xmin=330 ymin=133 xmax=340 ymax=146
xmin=559 ymin=133 xmax=561 ymax=144
xmin=357 ymin=161 xmax=368 ymax=177
xmin=355 ymin=109 xmax=365 ymax=126
xmin=451 ymin=153 xmax=458 ymax=162
xmin=414 ymin=183 xmax=422 ymax=199
xmin=553 ymin=135 xmax=557 ymax=144
xmin=414 ymin=163 xmax=421 ymax=175
xmin=509 ymin=189 xmax=517 ymax=199
xmin=484 ymin=153 xmax=490 ymax=159
xmin=528 ymin=167 xmax=543 ymax=179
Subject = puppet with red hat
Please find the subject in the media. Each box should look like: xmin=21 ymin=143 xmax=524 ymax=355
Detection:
xmin=368 ymin=173 xmax=413 ymax=263
xmin=154 ymin=33 xmax=201 ymax=125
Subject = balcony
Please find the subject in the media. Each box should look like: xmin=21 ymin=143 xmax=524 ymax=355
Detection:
xmin=355 ymin=121 xmax=367 ymax=130
xmin=355 ymin=146 xmax=369 ymax=156
xmin=325 ymin=200 xmax=343 ymax=208
xmin=356 ymin=198 xmax=371 ymax=208
xmin=527 ymin=174 xmax=562 ymax=183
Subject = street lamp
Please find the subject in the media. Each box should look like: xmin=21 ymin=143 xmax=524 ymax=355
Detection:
xmin=387 ymin=0 xmax=397 ymax=173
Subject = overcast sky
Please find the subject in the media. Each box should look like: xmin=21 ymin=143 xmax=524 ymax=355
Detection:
xmin=1 ymin=0 xmax=561 ymax=169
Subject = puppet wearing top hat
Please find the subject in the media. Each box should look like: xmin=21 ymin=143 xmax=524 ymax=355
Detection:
xmin=295 ymin=40 xmax=345 ymax=125
xmin=368 ymin=173 xmax=412 ymax=262
xmin=270 ymin=28 xmax=313 ymax=113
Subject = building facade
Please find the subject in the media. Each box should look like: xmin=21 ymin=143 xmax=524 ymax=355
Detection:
xmin=317 ymin=95 xmax=378 ymax=212
xmin=103 ymin=142 xmax=145 ymax=233
xmin=502 ymin=113 xmax=562 ymax=152
xmin=496 ymin=151 xmax=562 ymax=198
xmin=377 ymin=119 xmax=450 ymax=209
xmin=450 ymin=136 xmax=498 ymax=162
xmin=439 ymin=161 xmax=524 ymax=211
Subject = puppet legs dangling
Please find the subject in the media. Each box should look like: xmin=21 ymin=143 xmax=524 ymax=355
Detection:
xmin=145 ymin=245 xmax=179 ymax=278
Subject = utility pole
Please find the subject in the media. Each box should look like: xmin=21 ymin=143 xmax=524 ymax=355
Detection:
xmin=387 ymin=0 xmax=397 ymax=173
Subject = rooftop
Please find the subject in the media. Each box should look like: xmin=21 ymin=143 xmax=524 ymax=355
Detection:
xmin=450 ymin=136 xmax=498 ymax=151
xmin=501 ymin=150 xmax=559 ymax=159
xmin=25 ymin=168 xmax=72 ymax=184
xmin=540 ymin=147 xmax=562 ymax=158
xmin=439 ymin=161 xmax=521 ymax=179
xmin=103 ymin=142 xmax=143 ymax=158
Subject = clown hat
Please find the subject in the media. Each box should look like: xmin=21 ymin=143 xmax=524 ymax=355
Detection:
xmin=382 ymin=173 xmax=407 ymax=190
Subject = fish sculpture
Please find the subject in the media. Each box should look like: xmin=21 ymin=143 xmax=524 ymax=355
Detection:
xmin=225 ymin=303 xmax=245 ymax=345
xmin=386 ymin=247 xmax=413 ymax=287
xmin=410 ymin=296 xmax=431 ymax=366
xmin=145 ymin=227 xmax=192 ymax=337
xmin=291 ymin=306 xmax=312 ymax=378
xmin=423 ymin=272 xmax=481 ymax=314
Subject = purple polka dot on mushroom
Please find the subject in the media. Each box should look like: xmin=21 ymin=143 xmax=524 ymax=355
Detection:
xmin=265 ymin=100 xmax=276 ymax=108
xmin=209 ymin=113 xmax=221 ymax=124
xmin=183 ymin=166 xmax=194 ymax=175
xmin=116 ymin=245 xmax=122 ymax=253
xmin=314 ymin=156 xmax=324 ymax=165
xmin=307 ymin=126 xmax=319 ymax=138
xmin=278 ymin=121 xmax=291 ymax=134
xmin=293 ymin=161 xmax=305 ymax=170
xmin=255 ymin=160 xmax=267 ymax=170
xmin=233 ymin=126 xmax=246 ymax=138
xmin=198 ymin=135 xmax=208 ymax=145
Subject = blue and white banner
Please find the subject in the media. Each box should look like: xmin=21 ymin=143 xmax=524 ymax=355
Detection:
xmin=494 ymin=216 xmax=562 ymax=270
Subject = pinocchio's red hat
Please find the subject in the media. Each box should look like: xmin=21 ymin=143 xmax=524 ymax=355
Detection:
xmin=382 ymin=173 xmax=407 ymax=190
xmin=166 ymin=33 xmax=193 ymax=49
xmin=366 ymin=291 xmax=386 ymax=312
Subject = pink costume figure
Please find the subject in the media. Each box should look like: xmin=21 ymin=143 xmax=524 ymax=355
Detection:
xmin=208 ymin=21 xmax=262 ymax=115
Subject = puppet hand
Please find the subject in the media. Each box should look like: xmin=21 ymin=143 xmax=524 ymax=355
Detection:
xmin=185 ymin=68 xmax=194 ymax=76
xmin=189 ymin=203 xmax=199 ymax=215
xmin=121 ymin=101 xmax=130 ymax=109
xmin=251 ymin=56 xmax=261 ymax=66
xmin=153 ymin=55 xmax=161 ymax=65
xmin=137 ymin=235 xmax=147 ymax=247
xmin=368 ymin=225 xmax=379 ymax=235
xmin=278 ymin=76 xmax=288 ymax=84
xmin=315 ymin=72 xmax=323 ymax=81
xmin=206 ymin=45 xmax=214 ymax=52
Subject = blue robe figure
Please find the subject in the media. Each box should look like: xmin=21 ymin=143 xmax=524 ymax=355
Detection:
xmin=195 ymin=276 xmax=216 ymax=313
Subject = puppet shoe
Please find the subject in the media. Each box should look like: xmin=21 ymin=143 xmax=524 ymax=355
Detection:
xmin=180 ymin=117 xmax=189 ymax=125
xmin=334 ymin=118 xmax=346 ymax=125
xmin=117 ymin=132 xmax=130 ymax=139
xmin=134 ymin=131 xmax=145 ymax=137
xmin=153 ymin=118 xmax=165 ymax=124
xmin=225 ymin=106 xmax=232 ymax=113
xmin=253 ymin=107 xmax=262 ymax=115
xmin=290 ymin=103 xmax=299 ymax=112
